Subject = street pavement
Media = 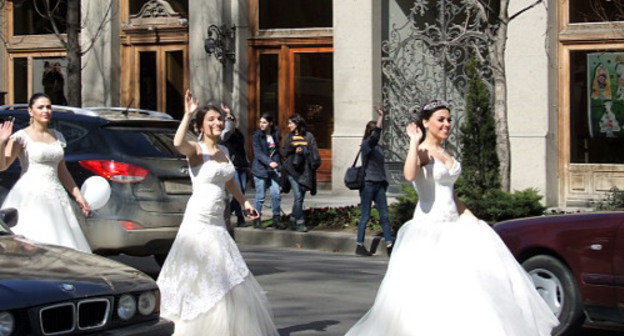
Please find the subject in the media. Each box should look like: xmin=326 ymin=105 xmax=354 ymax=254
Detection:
xmin=114 ymin=246 xmax=624 ymax=336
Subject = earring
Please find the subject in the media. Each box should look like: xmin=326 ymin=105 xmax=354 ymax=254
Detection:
xmin=197 ymin=131 xmax=203 ymax=141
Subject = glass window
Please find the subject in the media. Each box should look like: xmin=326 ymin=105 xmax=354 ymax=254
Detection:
xmin=569 ymin=49 xmax=624 ymax=163
xmin=259 ymin=0 xmax=332 ymax=29
xmin=12 ymin=0 xmax=68 ymax=36
xmin=294 ymin=52 xmax=333 ymax=149
xmin=34 ymin=57 xmax=68 ymax=105
xmin=139 ymin=51 xmax=158 ymax=111
xmin=259 ymin=53 xmax=279 ymax=124
xmin=130 ymin=0 xmax=188 ymax=16
xmin=165 ymin=50 xmax=184 ymax=119
xmin=105 ymin=128 xmax=184 ymax=158
xmin=569 ymin=0 xmax=624 ymax=23
xmin=13 ymin=58 xmax=28 ymax=104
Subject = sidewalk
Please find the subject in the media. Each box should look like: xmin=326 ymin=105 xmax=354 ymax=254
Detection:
xmin=231 ymin=188 xmax=393 ymax=258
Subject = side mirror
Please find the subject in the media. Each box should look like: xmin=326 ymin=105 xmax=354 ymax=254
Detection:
xmin=0 ymin=208 xmax=18 ymax=228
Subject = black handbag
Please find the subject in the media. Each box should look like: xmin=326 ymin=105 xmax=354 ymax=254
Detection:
xmin=344 ymin=150 xmax=366 ymax=190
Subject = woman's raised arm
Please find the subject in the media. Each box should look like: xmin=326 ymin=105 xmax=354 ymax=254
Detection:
xmin=174 ymin=90 xmax=200 ymax=157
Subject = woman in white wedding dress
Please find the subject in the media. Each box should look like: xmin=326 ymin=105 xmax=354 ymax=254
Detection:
xmin=0 ymin=93 xmax=91 ymax=253
xmin=157 ymin=90 xmax=278 ymax=336
xmin=345 ymin=100 xmax=558 ymax=336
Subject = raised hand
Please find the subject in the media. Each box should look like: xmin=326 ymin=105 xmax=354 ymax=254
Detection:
xmin=374 ymin=105 xmax=385 ymax=116
xmin=406 ymin=122 xmax=423 ymax=143
xmin=0 ymin=120 xmax=14 ymax=144
xmin=221 ymin=103 xmax=231 ymax=117
xmin=184 ymin=89 xmax=199 ymax=116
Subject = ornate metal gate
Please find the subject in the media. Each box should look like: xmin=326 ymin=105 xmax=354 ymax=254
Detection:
xmin=381 ymin=0 xmax=496 ymax=164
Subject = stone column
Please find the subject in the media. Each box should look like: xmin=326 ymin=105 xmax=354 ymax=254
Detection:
xmin=332 ymin=0 xmax=382 ymax=194
xmin=189 ymin=0 xmax=223 ymax=105
xmin=81 ymin=0 xmax=120 ymax=107
xmin=506 ymin=0 xmax=554 ymax=204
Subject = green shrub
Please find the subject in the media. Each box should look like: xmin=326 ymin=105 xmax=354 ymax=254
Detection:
xmin=389 ymin=183 xmax=418 ymax=226
xmin=595 ymin=187 xmax=624 ymax=210
xmin=462 ymin=188 xmax=545 ymax=223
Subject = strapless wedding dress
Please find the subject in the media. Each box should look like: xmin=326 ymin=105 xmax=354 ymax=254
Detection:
xmin=345 ymin=158 xmax=558 ymax=335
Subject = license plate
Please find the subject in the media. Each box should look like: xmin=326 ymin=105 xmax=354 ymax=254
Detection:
xmin=164 ymin=180 xmax=192 ymax=194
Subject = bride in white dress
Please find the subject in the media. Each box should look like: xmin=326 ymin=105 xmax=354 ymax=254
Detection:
xmin=346 ymin=100 xmax=559 ymax=335
xmin=0 ymin=93 xmax=91 ymax=253
xmin=157 ymin=90 xmax=278 ymax=336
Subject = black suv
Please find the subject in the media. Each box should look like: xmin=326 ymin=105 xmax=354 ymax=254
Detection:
xmin=0 ymin=105 xmax=191 ymax=264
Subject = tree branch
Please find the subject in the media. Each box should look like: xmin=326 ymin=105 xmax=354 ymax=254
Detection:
xmin=80 ymin=1 xmax=114 ymax=56
xmin=509 ymin=0 xmax=543 ymax=22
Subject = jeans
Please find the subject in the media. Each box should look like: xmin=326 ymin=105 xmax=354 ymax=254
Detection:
xmin=253 ymin=171 xmax=281 ymax=217
xmin=357 ymin=181 xmax=393 ymax=245
xmin=230 ymin=169 xmax=247 ymax=220
xmin=287 ymin=174 xmax=306 ymax=222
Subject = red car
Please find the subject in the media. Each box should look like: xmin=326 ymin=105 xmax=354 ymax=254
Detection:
xmin=494 ymin=212 xmax=624 ymax=335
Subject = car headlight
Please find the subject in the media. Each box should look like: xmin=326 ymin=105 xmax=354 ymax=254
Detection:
xmin=117 ymin=294 xmax=136 ymax=321
xmin=138 ymin=291 xmax=157 ymax=315
xmin=0 ymin=311 xmax=14 ymax=336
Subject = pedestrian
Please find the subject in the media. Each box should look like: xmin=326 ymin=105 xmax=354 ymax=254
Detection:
xmin=157 ymin=90 xmax=278 ymax=336
xmin=281 ymin=114 xmax=321 ymax=232
xmin=251 ymin=113 xmax=284 ymax=229
xmin=220 ymin=104 xmax=250 ymax=227
xmin=0 ymin=93 xmax=91 ymax=252
xmin=345 ymin=100 xmax=558 ymax=335
xmin=354 ymin=106 xmax=394 ymax=256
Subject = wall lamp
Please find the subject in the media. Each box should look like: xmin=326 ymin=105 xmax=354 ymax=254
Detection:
xmin=204 ymin=25 xmax=236 ymax=62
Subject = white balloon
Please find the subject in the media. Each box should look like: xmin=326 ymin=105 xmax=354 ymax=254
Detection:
xmin=80 ymin=176 xmax=111 ymax=210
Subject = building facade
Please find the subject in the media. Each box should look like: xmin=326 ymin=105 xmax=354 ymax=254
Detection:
xmin=1 ymin=0 xmax=622 ymax=207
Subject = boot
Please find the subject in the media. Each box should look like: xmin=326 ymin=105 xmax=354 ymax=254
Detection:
xmin=253 ymin=219 xmax=265 ymax=230
xmin=355 ymin=244 xmax=372 ymax=257
xmin=293 ymin=219 xmax=308 ymax=232
xmin=273 ymin=215 xmax=287 ymax=230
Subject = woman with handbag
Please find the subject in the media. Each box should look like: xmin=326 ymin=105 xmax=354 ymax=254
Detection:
xmin=281 ymin=114 xmax=321 ymax=232
xmin=354 ymin=106 xmax=394 ymax=257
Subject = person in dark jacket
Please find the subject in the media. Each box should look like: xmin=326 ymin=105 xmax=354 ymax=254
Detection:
xmin=282 ymin=114 xmax=321 ymax=232
xmin=251 ymin=113 xmax=284 ymax=229
xmin=220 ymin=105 xmax=250 ymax=227
xmin=355 ymin=106 xmax=394 ymax=257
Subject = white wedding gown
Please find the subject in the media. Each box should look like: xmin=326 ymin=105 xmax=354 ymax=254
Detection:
xmin=157 ymin=144 xmax=278 ymax=336
xmin=346 ymin=158 xmax=559 ymax=336
xmin=2 ymin=129 xmax=91 ymax=253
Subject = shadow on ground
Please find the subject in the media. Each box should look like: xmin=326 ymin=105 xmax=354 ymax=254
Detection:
xmin=278 ymin=320 xmax=340 ymax=336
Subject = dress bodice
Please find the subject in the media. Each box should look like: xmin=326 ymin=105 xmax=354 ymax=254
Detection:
xmin=12 ymin=129 xmax=66 ymax=181
xmin=185 ymin=144 xmax=235 ymax=219
xmin=412 ymin=158 xmax=461 ymax=222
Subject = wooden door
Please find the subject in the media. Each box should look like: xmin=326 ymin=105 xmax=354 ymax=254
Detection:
xmin=249 ymin=41 xmax=333 ymax=182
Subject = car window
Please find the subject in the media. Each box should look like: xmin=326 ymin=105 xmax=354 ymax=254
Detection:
xmin=104 ymin=128 xmax=190 ymax=158
xmin=51 ymin=120 xmax=93 ymax=153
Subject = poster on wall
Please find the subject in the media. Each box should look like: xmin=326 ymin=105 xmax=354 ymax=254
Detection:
xmin=588 ymin=52 xmax=624 ymax=138
xmin=32 ymin=57 xmax=68 ymax=106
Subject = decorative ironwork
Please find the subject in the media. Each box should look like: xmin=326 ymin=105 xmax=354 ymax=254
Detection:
xmin=204 ymin=25 xmax=236 ymax=62
xmin=381 ymin=0 xmax=496 ymax=163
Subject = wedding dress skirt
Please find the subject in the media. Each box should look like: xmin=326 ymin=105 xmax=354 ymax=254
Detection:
xmin=2 ymin=129 xmax=91 ymax=253
xmin=157 ymin=145 xmax=278 ymax=336
xmin=346 ymin=159 xmax=558 ymax=336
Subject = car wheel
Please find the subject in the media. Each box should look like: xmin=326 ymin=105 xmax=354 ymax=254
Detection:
xmin=522 ymin=255 xmax=584 ymax=336
xmin=154 ymin=254 xmax=167 ymax=267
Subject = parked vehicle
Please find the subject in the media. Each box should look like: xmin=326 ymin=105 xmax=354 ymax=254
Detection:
xmin=494 ymin=212 xmax=624 ymax=335
xmin=0 ymin=105 xmax=191 ymax=264
xmin=0 ymin=208 xmax=174 ymax=336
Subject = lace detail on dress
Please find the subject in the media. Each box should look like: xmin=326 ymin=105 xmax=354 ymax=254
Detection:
xmin=157 ymin=144 xmax=251 ymax=320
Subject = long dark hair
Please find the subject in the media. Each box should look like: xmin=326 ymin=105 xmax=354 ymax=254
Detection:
xmin=362 ymin=120 xmax=377 ymax=140
xmin=260 ymin=113 xmax=276 ymax=134
xmin=289 ymin=114 xmax=306 ymax=135
xmin=28 ymin=93 xmax=51 ymax=108
xmin=416 ymin=100 xmax=450 ymax=143
xmin=194 ymin=105 xmax=221 ymax=136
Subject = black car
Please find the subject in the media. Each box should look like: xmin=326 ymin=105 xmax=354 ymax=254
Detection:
xmin=0 ymin=208 xmax=174 ymax=336
xmin=0 ymin=105 xmax=191 ymax=264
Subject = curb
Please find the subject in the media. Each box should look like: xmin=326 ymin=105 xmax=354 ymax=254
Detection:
xmin=232 ymin=226 xmax=390 ymax=258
